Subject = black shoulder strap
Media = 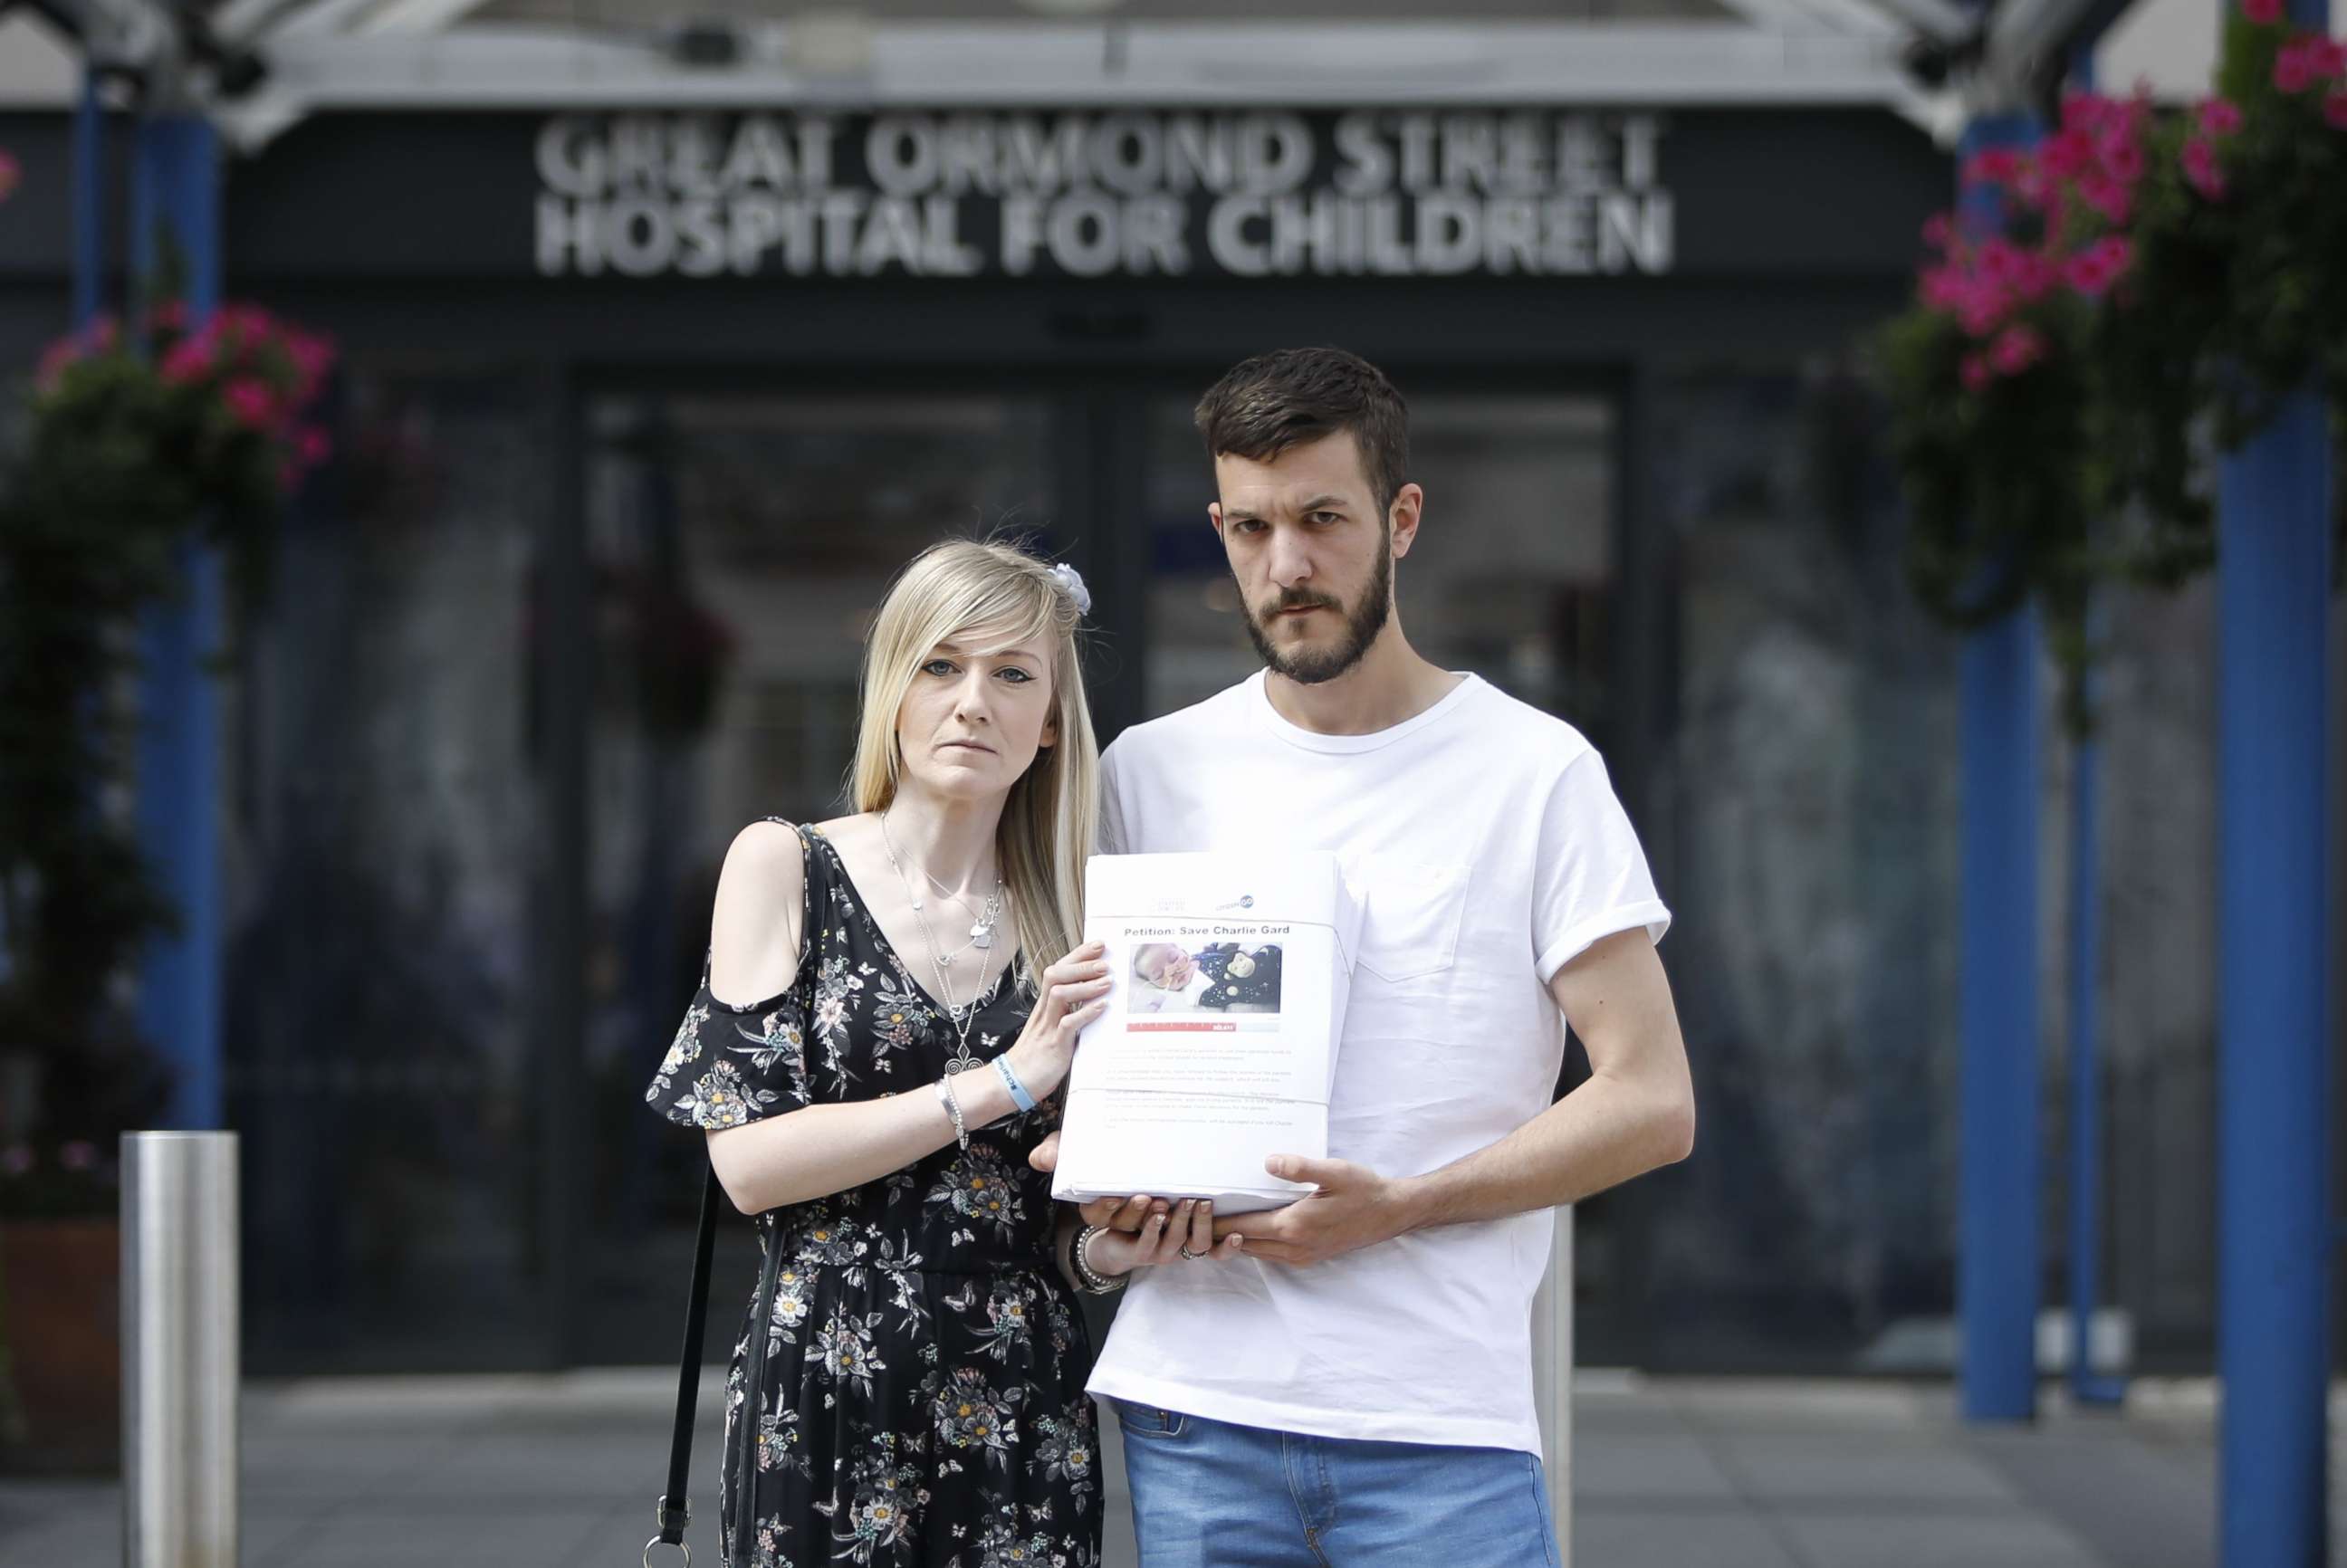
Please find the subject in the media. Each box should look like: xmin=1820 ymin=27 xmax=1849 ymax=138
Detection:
xmin=652 ymin=1165 xmax=723 ymax=1551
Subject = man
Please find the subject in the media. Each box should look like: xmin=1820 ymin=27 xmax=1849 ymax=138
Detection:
xmin=1040 ymin=347 xmax=1694 ymax=1566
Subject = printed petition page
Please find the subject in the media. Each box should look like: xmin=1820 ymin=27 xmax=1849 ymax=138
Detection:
xmin=1052 ymin=852 xmax=1360 ymax=1214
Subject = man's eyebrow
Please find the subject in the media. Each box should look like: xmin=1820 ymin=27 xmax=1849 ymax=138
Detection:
xmin=1222 ymin=495 xmax=1348 ymax=521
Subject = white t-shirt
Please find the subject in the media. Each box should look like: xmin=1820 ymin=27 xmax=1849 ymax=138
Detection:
xmin=1085 ymin=670 xmax=1671 ymax=1455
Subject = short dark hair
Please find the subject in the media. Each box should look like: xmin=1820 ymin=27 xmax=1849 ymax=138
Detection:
xmin=1193 ymin=348 xmax=1410 ymax=520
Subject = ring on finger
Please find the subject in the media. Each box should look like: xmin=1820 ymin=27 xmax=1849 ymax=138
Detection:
xmin=1177 ymin=1243 xmax=1208 ymax=1261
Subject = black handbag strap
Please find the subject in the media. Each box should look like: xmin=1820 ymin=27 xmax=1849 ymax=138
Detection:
xmin=648 ymin=1164 xmax=723 ymax=1563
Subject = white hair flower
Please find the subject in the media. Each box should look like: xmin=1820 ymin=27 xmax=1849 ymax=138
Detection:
xmin=1047 ymin=562 xmax=1092 ymax=617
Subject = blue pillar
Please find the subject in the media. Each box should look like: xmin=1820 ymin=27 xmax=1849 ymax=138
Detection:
xmin=2217 ymin=386 xmax=2332 ymax=1566
xmin=2217 ymin=0 xmax=2332 ymax=1553
xmin=131 ymin=112 xmax=225 ymax=1132
xmin=2065 ymin=595 xmax=2124 ymax=1407
xmin=1960 ymin=607 xmax=2044 ymax=1421
xmin=1956 ymin=112 xmax=2044 ymax=1426
xmin=2058 ymin=26 xmax=2126 ymax=1418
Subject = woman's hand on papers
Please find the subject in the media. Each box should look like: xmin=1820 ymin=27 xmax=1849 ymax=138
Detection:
xmin=1209 ymin=1155 xmax=1416 ymax=1267
xmin=1084 ymin=1197 xmax=1244 ymax=1276
xmin=1004 ymin=942 xmax=1113 ymax=1101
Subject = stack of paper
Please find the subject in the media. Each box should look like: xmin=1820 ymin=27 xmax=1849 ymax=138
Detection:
xmin=1049 ymin=851 xmax=1363 ymax=1214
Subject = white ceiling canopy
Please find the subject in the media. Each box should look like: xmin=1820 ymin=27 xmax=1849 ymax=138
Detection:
xmin=4 ymin=0 xmax=2122 ymax=152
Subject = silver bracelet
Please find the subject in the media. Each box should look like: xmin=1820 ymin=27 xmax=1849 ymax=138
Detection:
xmin=934 ymin=1076 xmax=968 ymax=1151
xmin=1071 ymin=1223 xmax=1126 ymax=1296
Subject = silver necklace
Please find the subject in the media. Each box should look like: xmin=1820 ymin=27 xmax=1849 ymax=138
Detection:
xmin=877 ymin=810 xmax=1004 ymax=954
xmin=878 ymin=811 xmax=1006 ymax=1064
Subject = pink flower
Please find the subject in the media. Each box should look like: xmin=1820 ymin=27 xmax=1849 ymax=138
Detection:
xmin=286 ymin=333 xmax=337 ymax=398
xmin=2327 ymin=91 xmax=2347 ymax=129
xmin=1959 ymin=284 xmax=2011 ymax=338
xmin=223 ymin=378 xmax=278 ymax=429
xmin=1921 ymin=263 xmax=1971 ymax=311
xmin=2181 ymin=138 xmax=2228 ymax=200
xmin=161 ymin=336 xmax=214 ymax=385
xmin=2076 ymin=172 xmax=2132 ymax=225
xmin=2241 ymin=0 xmax=2284 ymax=24
xmin=2015 ymin=250 xmax=2063 ymax=301
xmin=2039 ymin=128 xmax=2094 ymax=180
xmin=0 ymin=1145 xmax=32 ymax=1178
xmin=2312 ymin=37 xmax=2347 ymax=79
xmin=295 ymin=425 xmax=332 ymax=466
xmin=1991 ymin=324 xmax=2046 ymax=376
xmin=2038 ymin=196 xmax=2070 ymax=247
xmin=2060 ymin=94 xmax=2112 ymax=137
xmin=1921 ymin=212 xmax=1953 ymax=249
xmin=1963 ymin=148 xmax=2026 ymax=187
xmin=2065 ymin=236 xmax=2134 ymax=296
xmin=2101 ymin=135 xmax=2146 ymax=185
xmin=1960 ymin=355 xmax=1993 ymax=394
xmin=2200 ymin=98 xmax=2246 ymax=136
xmin=2275 ymin=37 xmax=2320 ymax=93
xmin=58 ymin=1141 xmax=96 ymax=1172
xmin=87 ymin=314 xmax=119 ymax=355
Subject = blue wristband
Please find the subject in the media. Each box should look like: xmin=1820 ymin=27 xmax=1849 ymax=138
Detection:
xmin=991 ymin=1054 xmax=1039 ymax=1114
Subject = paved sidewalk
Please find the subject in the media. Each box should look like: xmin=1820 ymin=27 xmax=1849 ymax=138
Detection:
xmin=0 ymin=1372 xmax=2279 ymax=1566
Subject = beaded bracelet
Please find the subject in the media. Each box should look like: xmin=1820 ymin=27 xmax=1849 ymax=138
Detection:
xmin=1071 ymin=1223 xmax=1127 ymax=1296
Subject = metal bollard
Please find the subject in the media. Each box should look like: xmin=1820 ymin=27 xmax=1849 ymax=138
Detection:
xmin=121 ymin=1132 xmax=239 ymax=1568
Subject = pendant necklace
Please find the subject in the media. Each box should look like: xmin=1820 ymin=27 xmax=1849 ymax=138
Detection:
xmin=879 ymin=810 xmax=1005 ymax=1069
xmin=879 ymin=811 xmax=1003 ymax=954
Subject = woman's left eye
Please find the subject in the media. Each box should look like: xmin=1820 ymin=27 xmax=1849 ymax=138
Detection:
xmin=997 ymin=667 xmax=1034 ymax=684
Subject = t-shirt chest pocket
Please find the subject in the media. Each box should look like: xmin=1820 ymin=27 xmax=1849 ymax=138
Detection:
xmin=1352 ymin=856 xmax=1472 ymax=984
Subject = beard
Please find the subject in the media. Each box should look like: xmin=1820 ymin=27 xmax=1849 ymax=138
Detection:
xmin=1240 ymin=523 xmax=1394 ymax=686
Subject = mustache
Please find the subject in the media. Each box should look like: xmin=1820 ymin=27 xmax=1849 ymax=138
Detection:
xmin=1260 ymin=588 xmax=1343 ymax=616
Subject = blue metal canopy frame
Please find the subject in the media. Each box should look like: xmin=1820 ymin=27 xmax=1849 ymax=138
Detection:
xmin=129 ymin=110 xmax=226 ymax=1133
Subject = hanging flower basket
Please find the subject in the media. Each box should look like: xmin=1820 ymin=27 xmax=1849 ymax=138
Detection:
xmin=1880 ymin=8 xmax=2345 ymax=724
xmin=2190 ymin=2 xmax=2347 ymax=440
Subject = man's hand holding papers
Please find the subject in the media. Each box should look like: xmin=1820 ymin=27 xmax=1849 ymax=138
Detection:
xmin=1203 ymin=1153 xmax=1414 ymax=1267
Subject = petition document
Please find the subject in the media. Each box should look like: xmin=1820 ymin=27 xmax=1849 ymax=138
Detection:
xmin=1051 ymin=851 xmax=1360 ymax=1213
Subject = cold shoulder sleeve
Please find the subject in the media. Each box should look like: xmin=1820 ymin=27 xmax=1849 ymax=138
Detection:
xmin=644 ymin=819 xmax=818 ymax=1128
xmin=643 ymin=963 xmax=814 ymax=1128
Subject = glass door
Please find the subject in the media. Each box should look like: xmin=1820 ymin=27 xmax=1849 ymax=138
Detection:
xmin=564 ymin=376 xmax=1636 ymax=1365
xmin=1138 ymin=391 xmax=1616 ymax=734
xmin=571 ymin=387 xmax=1067 ymax=1362
xmin=1134 ymin=386 xmax=1639 ymax=1354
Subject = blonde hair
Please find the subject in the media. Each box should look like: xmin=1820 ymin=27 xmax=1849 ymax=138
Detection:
xmin=850 ymin=540 xmax=1098 ymax=982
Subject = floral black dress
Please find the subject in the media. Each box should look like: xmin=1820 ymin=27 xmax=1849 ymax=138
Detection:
xmin=645 ymin=821 xmax=1101 ymax=1568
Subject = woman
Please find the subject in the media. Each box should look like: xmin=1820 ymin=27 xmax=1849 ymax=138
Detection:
xmin=645 ymin=540 xmax=1213 ymax=1568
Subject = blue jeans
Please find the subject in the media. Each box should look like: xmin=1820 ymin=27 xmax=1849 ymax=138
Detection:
xmin=1112 ymin=1401 xmax=1561 ymax=1568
